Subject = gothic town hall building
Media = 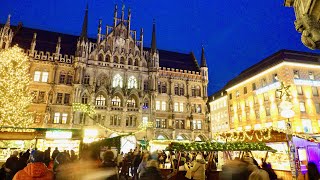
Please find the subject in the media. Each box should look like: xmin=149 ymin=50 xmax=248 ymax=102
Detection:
xmin=0 ymin=5 xmax=209 ymax=142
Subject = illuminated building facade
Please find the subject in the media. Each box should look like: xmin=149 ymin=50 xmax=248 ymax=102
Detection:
xmin=0 ymin=5 xmax=209 ymax=144
xmin=208 ymin=90 xmax=230 ymax=134
xmin=224 ymin=49 xmax=320 ymax=134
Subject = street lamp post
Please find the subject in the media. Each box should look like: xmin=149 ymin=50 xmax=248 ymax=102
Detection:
xmin=277 ymin=83 xmax=298 ymax=180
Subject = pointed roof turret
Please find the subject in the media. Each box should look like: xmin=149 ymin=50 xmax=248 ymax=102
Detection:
xmin=80 ymin=4 xmax=88 ymax=41
xmin=201 ymin=46 xmax=207 ymax=67
xmin=151 ymin=19 xmax=157 ymax=54
xmin=5 ymin=14 xmax=11 ymax=27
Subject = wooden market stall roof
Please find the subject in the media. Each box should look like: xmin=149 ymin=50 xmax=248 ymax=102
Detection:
xmin=212 ymin=127 xmax=320 ymax=143
xmin=166 ymin=142 xmax=276 ymax=152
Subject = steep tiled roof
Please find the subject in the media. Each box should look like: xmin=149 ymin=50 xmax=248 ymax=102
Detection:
xmin=4 ymin=24 xmax=201 ymax=72
xmin=8 ymin=25 xmax=95 ymax=55
xmin=224 ymin=49 xmax=320 ymax=89
xmin=157 ymin=49 xmax=200 ymax=72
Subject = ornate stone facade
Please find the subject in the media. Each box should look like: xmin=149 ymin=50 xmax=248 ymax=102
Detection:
xmin=285 ymin=0 xmax=320 ymax=49
xmin=0 ymin=5 xmax=209 ymax=141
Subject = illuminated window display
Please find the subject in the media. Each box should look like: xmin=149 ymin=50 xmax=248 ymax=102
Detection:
xmin=0 ymin=140 xmax=35 ymax=162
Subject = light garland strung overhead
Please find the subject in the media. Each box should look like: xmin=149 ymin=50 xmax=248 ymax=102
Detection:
xmin=212 ymin=127 xmax=319 ymax=143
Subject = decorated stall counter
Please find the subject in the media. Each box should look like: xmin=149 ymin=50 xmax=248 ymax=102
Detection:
xmin=164 ymin=141 xmax=276 ymax=180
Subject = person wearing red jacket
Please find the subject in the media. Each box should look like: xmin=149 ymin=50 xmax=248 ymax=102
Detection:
xmin=13 ymin=150 xmax=53 ymax=180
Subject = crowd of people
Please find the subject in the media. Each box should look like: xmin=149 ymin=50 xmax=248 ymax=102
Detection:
xmin=0 ymin=147 xmax=319 ymax=180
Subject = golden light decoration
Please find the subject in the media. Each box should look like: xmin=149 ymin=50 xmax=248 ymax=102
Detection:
xmin=212 ymin=127 xmax=319 ymax=143
xmin=0 ymin=46 xmax=33 ymax=128
xmin=72 ymin=103 xmax=96 ymax=116
xmin=276 ymin=82 xmax=291 ymax=100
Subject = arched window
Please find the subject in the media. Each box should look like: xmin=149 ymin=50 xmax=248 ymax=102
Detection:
xmin=143 ymin=99 xmax=149 ymax=109
xmin=128 ymin=76 xmax=137 ymax=89
xmin=114 ymin=56 xmax=119 ymax=63
xmin=128 ymin=58 xmax=133 ymax=65
xmin=176 ymin=135 xmax=184 ymax=140
xmin=144 ymin=81 xmax=149 ymax=92
xmin=82 ymin=94 xmax=88 ymax=104
xmin=196 ymin=86 xmax=201 ymax=96
xmin=105 ymin=55 xmax=110 ymax=62
xmin=127 ymin=97 xmax=136 ymax=107
xmin=157 ymin=135 xmax=167 ymax=140
xmin=134 ymin=59 xmax=139 ymax=66
xmin=112 ymin=96 xmax=121 ymax=107
xmin=180 ymin=84 xmax=185 ymax=96
xmin=95 ymin=94 xmax=106 ymax=106
xmin=192 ymin=85 xmax=196 ymax=97
xmin=120 ymin=57 xmax=125 ymax=64
xmin=112 ymin=74 xmax=123 ymax=88
xmin=98 ymin=54 xmax=103 ymax=61
xmin=174 ymin=84 xmax=179 ymax=95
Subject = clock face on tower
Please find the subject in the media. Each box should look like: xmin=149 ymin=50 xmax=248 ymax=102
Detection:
xmin=115 ymin=37 xmax=125 ymax=47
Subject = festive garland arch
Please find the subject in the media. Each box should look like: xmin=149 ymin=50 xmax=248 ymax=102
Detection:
xmin=166 ymin=142 xmax=276 ymax=152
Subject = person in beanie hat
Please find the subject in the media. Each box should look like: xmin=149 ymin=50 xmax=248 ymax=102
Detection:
xmin=13 ymin=150 xmax=53 ymax=180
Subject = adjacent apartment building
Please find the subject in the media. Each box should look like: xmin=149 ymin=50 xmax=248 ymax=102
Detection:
xmin=210 ymin=49 xmax=320 ymax=134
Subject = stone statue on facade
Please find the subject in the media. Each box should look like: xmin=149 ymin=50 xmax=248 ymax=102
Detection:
xmin=295 ymin=14 xmax=320 ymax=50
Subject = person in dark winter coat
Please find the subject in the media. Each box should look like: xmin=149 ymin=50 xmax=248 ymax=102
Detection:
xmin=140 ymin=160 xmax=163 ymax=180
xmin=4 ymin=151 xmax=19 ymax=180
xmin=43 ymin=147 xmax=51 ymax=166
xmin=16 ymin=153 xmax=29 ymax=173
xmin=220 ymin=159 xmax=251 ymax=180
xmin=51 ymin=147 xmax=59 ymax=161
xmin=262 ymin=163 xmax=277 ymax=180
xmin=307 ymin=162 xmax=320 ymax=180
xmin=100 ymin=150 xmax=118 ymax=180
xmin=132 ymin=151 xmax=142 ymax=179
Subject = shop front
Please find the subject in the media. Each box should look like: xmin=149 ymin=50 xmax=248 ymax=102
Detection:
xmin=0 ymin=130 xmax=36 ymax=162
xmin=35 ymin=129 xmax=82 ymax=156
xmin=215 ymin=128 xmax=320 ymax=180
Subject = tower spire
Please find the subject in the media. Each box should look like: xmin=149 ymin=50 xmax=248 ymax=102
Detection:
xmin=80 ymin=3 xmax=88 ymax=41
xmin=113 ymin=4 xmax=118 ymax=27
xmin=5 ymin=14 xmax=11 ymax=27
xmin=121 ymin=4 xmax=125 ymax=22
xmin=151 ymin=19 xmax=157 ymax=54
xmin=201 ymin=46 xmax=207 ymax=67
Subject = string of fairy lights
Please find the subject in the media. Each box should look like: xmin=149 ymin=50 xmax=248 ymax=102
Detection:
xmin=211 ymin=127 xmax=320 ymax=143
xmin=0 ymin=46 xmax=33 ymax=128
xmin=72 ymin=102 xmax=153 ymax=136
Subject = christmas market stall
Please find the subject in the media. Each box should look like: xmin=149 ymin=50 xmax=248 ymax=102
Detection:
xmin=164 ymin=141 xmax=276 ymax=180
xmin=213 ymin=127 xmax=320 ymax=180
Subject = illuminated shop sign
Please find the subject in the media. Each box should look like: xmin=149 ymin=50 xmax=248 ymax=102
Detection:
xmin=255 ymin=82 xmax=280 ymax=95
xmin=294 ymin=79 xmax=320 ymax=86
xmin=45 ymin=131 xmax=72 ymax=139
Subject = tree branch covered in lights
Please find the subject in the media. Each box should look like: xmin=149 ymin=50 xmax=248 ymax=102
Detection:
xmin=0 ymin=46 xmax=33 ymax=128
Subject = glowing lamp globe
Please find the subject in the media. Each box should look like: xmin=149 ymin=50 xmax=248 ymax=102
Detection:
xmin=281 ymin=109 xmax=295 ymax=118
xmin=279 ymin=101 xmax=293 ymax=110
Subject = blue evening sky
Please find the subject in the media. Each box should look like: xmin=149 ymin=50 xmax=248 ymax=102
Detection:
xmin=1 ymin=0 xmax=319 ymax=95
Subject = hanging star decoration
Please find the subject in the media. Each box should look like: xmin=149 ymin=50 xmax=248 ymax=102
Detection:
xmin=276 ymin=82 xmax=291 ymax=100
